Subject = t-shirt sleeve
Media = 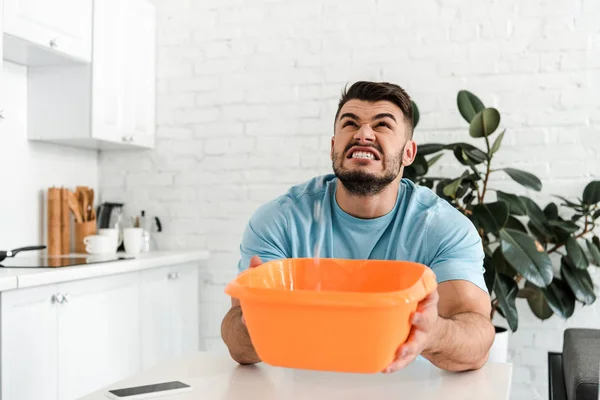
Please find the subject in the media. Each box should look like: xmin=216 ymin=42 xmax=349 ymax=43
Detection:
xmin=237 ymin=199 xmax=290 ymax=272
xmin=425 ymin=203 xmax=488 ymax=293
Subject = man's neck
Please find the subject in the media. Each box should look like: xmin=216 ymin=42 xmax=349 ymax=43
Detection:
xmin=335 ymin=179 xmax=400 ymax=219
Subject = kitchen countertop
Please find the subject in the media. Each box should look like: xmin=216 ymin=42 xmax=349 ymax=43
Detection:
xmin=81 ymin=351 xmax=513 ymax=400
xmin=0 ymin=249 xmax=209 ymax=291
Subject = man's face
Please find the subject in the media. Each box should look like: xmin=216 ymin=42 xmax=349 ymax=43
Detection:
xmin=331 ymin=99 xmax=416 ymax=196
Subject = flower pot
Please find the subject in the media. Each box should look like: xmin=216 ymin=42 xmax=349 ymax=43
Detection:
xmin=488 ymin=326 xmax=509 ymax=363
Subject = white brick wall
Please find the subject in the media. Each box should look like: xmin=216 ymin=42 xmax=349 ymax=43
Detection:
xmin=98 ymin=0 xmax=600 ymax=398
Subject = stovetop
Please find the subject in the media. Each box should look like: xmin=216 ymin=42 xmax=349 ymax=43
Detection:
xmin=0 ymin=255 xmax=134 ymax=268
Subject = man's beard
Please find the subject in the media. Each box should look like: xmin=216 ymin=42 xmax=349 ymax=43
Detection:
xmin=332 ymin=143 xmax=403 ymax=197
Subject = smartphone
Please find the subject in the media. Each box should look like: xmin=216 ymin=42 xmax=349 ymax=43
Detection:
xmin=105 ymin=381 xmax=192 ymax=399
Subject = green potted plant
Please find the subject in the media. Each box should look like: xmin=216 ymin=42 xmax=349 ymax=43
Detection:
xmin=404 ymin=92 xmax=600 ymax=361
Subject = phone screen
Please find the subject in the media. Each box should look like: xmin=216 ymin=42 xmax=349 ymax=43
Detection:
xmin=109 ymin=381 xmax=190 ymax=397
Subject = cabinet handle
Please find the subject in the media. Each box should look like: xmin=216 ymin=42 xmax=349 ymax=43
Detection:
xmin=63 ymin=293 xmax=70 ymax=303
xmin=0 ymin=110 xmax=4 ymax=121
xmin=168 ymin=272 xmax=180 ymax=280
xmin=49 ymin=39 xmax=57 ymax=48
xmin=51 ymin=293 xmax=64 ymax=304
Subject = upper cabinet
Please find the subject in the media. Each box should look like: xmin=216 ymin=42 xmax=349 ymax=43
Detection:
xmin=3 ymin=0 xmax=157 ymax=150
xmin=0 ymin=0 xmax=4 ymax=121
xmin=91 ymin=0 xmax=156 ymax=149
xmin=3 ymin=0 xmax=92 ymax=65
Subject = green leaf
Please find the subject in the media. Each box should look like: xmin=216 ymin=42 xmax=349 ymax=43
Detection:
xmin=411 ymin=100 xmax=420 ymax=128
xmin=495 ymin=273 xmax=518 ymax=332
xmin=418 ymin=143 xmax=445 ymax=155
xmin=566 ymin=237 xmax=589 ymax=270
xmin=582 ymin=181 xmax=600 ymax=205
xmin=543 ymin=278 xmax=575 ymax=319
xmin=499 ymin=228 xmax=553 ymax=287
xmin=561 ymin=258 xmax=596 ymax=305
xmin=472 ymin=202 xmax=509 ymax=233
xmin=492 ymin=247 xmax=518 ymax=278
xmin=443 ymin=177 xmax=463 ymax=198
xmin=497 ymin=191 xmax=527 ymax=216
xmin=490 ymin=129 xmax=505 ymax=155
xmin=586 ymin=239 xmax=600 ymax=266
xmin=457 ymin=90 xmax=485 ymax=123
xmin=525 ymin=281 xmax=554 ymax=320
xmin=469 ymin=108 xmax=501 ymax=138
xmin=519 ymin=196 xmax=554 ymax=238
xmin=448 ymin=143 xmax=487 ymax=165
xmin=426 ymin=153 xmax=444 ymax=167
xmin=593 ymin=209 xmax=600 ymax=220
xmin=547 ymin=220 xmax=580 ymax=234
xmin=502 ymin=168 xmax=542 ymax=191
xmin=506 ymin=216 xmax=528 ymax=233
xmin=544 ymin=203 xmax=559 ymax=220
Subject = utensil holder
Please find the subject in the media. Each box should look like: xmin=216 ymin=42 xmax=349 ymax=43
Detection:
xmin=74 ymin=220 xmax=97 ymax=254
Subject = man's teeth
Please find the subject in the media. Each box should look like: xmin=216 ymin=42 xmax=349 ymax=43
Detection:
xmin=352 ymin=151 xmax=375 ymax=160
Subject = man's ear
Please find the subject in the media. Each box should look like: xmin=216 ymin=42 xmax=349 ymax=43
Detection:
xmin=402 ymin=140 xmax=417 ymax=166
xmin=330 ymin=136 xmax=335 ymax=160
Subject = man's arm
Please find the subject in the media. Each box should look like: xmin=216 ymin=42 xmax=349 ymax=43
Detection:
xmin=421 ymin=280 xmax=494 ymax=371
xmin=384 ymin=279 xmax=494 ymax=373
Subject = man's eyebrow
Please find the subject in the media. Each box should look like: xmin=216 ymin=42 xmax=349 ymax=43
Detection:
xmin=372 ymin=113 xmax=396 ymax=122
xmin=339 ymin=112 xmax=360 ymax=121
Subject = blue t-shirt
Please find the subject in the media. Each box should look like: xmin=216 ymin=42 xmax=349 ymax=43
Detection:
xmin=237 ymin=174 xmax=487 ymax=293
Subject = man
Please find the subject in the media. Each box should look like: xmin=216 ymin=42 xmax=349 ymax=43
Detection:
xmin=221 ymin=81 xmax=495 ymax=373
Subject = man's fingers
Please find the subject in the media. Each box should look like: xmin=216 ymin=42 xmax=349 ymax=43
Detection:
xmin=383 ymin=328 xmax=427 ymax=373
xmin=249 ymin=256 xmax=262 ymax=268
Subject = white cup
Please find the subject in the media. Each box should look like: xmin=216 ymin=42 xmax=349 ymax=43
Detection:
xmin=123 ymin=228 xmax=143 ymax=254
xmin=98 ymin=228 xmax=122 ymax=253
xmin=83 ymin=235 xmax=113 ymax=255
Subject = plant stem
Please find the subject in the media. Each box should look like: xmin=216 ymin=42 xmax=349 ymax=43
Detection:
xmin=480 ymin=135 xmax=492 ymax=204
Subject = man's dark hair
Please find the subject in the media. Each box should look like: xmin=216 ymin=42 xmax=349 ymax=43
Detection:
xmin=334 ymin=81 xmax=415 ymax=136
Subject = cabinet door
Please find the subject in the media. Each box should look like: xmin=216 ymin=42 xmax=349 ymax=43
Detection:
xmin=140 ymin=264 xmax=199 ymax=370
xmin=140 ymin=266 xmax=175 ymax=369
xmin=91 ymin=0 xmax=125 ymax=145
xmin=57 ymin=273 xmax=140 ymax=400
xmin=171 ymin=264 xmax=200 ymax=356
xmin=3 ymin=0 xmax=92 ymax=62
xmin=91 ymin=0 xmax=155 ymax=148
xmin=1 ymin=285 xmax=59 ymax=400
xmin=122 ymin=0 xmax=156 ymax=149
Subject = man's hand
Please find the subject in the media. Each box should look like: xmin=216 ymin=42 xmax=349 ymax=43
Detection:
xmin=384 ymin=289 xmax=439 ymax=373
xmin=221 ymin=255 xmax=263 ymax=365
xmin=384 ymin=280 xmax=494 ymax=373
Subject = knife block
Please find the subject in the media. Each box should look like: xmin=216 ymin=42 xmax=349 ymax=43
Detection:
xmin=74 ymin=220 xmax=97 ymax=254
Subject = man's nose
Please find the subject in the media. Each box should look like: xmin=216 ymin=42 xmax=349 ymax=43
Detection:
xmin=353 ymin=124 xmax=375 ymax=142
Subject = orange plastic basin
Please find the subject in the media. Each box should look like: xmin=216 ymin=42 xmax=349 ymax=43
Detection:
xmin=225 ymin=258 xmax=437 ymax=373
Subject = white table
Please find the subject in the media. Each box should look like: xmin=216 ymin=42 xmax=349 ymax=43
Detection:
xmin=82 ymin=351 xmax=513 ymax=400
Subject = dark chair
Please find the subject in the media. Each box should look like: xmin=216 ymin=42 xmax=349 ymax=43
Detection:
xmin=548 ymin=328 xmax=600 ymax=400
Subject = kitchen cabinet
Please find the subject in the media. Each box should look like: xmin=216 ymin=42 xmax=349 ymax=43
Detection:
xmin=1 ymin=285 xmax=59 ymax=400
xmin=3 ymin=0 xmax=92 ymax=65
xmin=26 ymin=0 xmax=156 ymax=150
xmin=90 ymin=0 xmax=156 ymax=149
xmin=0 ymin=260 xmax=200 ymax=400
xmin=140 ymin=263 xmax=200 ymax=370
xmin=0 ymin=0 xmax=5 ymax=124
xmin=57 ymin=274 xmax=140 ymax=400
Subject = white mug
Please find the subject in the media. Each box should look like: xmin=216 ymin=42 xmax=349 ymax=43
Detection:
xmin=98 ymin=228 xmax=122 ymax=253
xmin=83 ymin=235 xmax=113 ymax=255
xmin=123 ymin=228 xmax=143 ymax=254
